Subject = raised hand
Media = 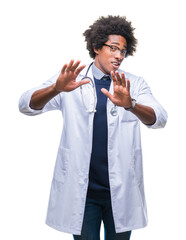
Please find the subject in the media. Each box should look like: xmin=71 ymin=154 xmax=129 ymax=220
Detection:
xmin=55 ymin=60 xmax=89 ymax=92
xmin=101 ymin=71 xmax=132 ymax=108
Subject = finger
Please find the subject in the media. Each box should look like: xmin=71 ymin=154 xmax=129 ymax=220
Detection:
xmin=115 ymin=71 xmax=122 ymax=85
xmin=111 ymin=71 xmax=117 ymax=87
xmin=75 ymin=64 xmax=86 ymax=75
xmin=61 ymin=64 xmax=68 ymax=74
xmin=101 ymin=88 xmax=114 ymax=101
xmin=66 ymin=59 xmax=74 ymax=72
xmin=71 ymin=60 xmax=81 ymax=72
xmin=121 ymin=72 xmax=126 ymax=87
xmin=77 ymin=78 xmax=90 ymax=87
xmin=126 ymin=79 xmax=130 ymax=92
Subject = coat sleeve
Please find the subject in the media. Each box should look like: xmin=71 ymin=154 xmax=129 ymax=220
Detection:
xmin=135 ymin=77 xmax=168 ymax=129
xmin=18 ymin=72 xmax=61 ymax=116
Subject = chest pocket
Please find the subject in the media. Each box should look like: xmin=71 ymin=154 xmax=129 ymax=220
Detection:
xmin=119 ymin=108 xmax=138 ymax=122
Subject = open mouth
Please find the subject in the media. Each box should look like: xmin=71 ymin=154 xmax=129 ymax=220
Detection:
xmin=111 ymin=62 xmax=120 ymax=69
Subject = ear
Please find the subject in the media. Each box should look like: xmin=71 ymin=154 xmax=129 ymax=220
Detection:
xmin=94 ymin=48 xmax=99 ymax=55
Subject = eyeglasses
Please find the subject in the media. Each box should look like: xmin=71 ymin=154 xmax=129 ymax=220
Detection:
xmin=103 ymin=44 xmax=127 ymax=57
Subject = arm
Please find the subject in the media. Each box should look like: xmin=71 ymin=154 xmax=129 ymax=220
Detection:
xmin=129 ymin=103 xmax=156 ymax=125
xmin=29 ymin=83 xmax=60 ymax=110
xmin=101 ymin=71 xmax=159 ymax=126
xmin=29 ymin=60 xmax=89 ymax=110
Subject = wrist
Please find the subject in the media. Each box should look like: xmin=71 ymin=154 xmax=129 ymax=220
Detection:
xmin=52 ymin=83 xmax=62 ymax=94
xmin=124 ymin=98 xmax=136 ymax=111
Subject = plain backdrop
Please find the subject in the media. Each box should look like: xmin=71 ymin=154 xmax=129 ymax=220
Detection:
xmin=0 ymin=0 xmax=186 ymax=239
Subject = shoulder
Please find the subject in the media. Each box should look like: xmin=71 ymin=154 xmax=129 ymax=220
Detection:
xmin=118 ymin=68 xmax=145 ymax=86
xmin=118 ymin=68 xmax=138 ymax=79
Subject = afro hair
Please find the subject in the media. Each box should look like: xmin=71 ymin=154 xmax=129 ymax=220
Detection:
xmin=83 ymin=15 xmax=138 ymax=59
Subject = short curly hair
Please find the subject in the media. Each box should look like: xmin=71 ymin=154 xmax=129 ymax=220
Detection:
xmin=83 ymin=15 xmax=138 ymax=59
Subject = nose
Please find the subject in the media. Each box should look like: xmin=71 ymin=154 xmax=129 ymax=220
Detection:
xmin=114 ymin=50 xmax=123 ymax=60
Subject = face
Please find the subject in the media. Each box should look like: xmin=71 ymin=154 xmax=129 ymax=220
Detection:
xmin=94 ymin=35 xmax=127 ymax=74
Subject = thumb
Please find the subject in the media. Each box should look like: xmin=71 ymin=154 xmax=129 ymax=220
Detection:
xmin=101 ymin=88 xmax=113 ymax=100
xmin=78 ymin=79 xmax=90 ymax=87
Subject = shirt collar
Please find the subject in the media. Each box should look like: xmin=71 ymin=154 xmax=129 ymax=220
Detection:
xmin=92 ymin=62 xmax=110 ymax=80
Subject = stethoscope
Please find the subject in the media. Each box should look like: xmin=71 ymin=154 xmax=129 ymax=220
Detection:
xmin=80 ymin=62 xmax=118 ymax=116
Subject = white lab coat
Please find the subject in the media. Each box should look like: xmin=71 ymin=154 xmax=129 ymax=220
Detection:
xmin=19 ymin=64 xmax=167 ymax=234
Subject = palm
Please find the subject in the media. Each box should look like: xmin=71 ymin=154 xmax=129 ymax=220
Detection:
xmin=101 ymin=71 xmax=132 ymax=108
xmin=55 ymin=60 xmax=89 ymax=92
xmin=57 ymin=71 xmax=79 ymax=92
xmin=112 ymin=85 xmax=131 ymax=106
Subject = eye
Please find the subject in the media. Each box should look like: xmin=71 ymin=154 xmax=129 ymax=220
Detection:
xmin=121 ymin=49 xmax=127 ymax=55
xmin=110 ymin=46 xmax=117 ymax=51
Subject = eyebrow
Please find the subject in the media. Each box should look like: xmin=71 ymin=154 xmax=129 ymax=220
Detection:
xmin=111 ymin=42 xmax=127 ymax=49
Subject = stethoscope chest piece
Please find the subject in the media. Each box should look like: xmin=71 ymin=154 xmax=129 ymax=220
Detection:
xmin=110 ymin=105 xmax=117 ymax=116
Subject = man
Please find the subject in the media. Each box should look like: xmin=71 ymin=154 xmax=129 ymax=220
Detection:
xmin=19 ymin=16 xmax=167 ymax=240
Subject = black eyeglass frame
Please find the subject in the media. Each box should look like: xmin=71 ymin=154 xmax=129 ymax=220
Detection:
xmin=103 ymin=44 xmax=127 ymax=57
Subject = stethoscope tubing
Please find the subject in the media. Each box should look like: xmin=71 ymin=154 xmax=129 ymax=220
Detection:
xmin=80 ymin=62 xmax=117 ymax=116
xmin=80 ymin=62 xmax=97 ymax=112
